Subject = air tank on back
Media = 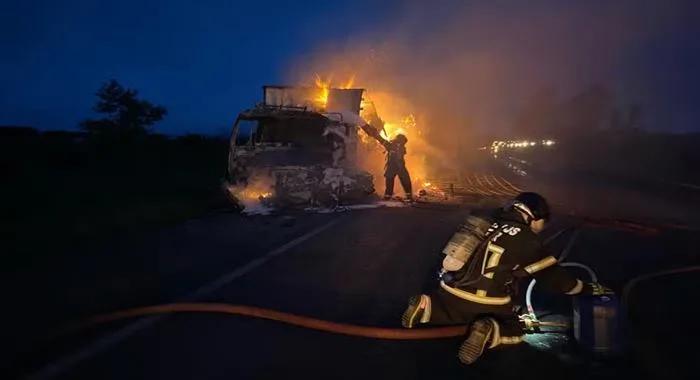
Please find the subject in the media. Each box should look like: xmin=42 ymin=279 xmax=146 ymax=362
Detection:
xmin=441 ymin=215 xmax=493 ymax=271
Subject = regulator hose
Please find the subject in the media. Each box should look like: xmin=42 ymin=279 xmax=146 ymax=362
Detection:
xmin=524 ymin=262 xmax=598 ymax=317
xmin=524 ymin=228 xmax=599 ymax=317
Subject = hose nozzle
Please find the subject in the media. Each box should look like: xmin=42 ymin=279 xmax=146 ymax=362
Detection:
xmin=519 ymin=313 xmax=569 ymax=333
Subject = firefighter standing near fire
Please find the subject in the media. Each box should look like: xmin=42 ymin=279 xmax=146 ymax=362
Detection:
xmin=360 ymin=123 xmax=413 ymax=201
xmin=401 ymin=192 xmax=609 ymax=365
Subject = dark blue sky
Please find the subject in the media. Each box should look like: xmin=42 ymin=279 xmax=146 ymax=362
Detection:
xmin=2 ymin=1 xmax=699 ymax=135
xmin=0 ymin=0 xmax=396 ymax=135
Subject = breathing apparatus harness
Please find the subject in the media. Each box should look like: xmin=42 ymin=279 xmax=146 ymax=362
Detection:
xmin=438 ymin=200 xmax=540 ymax=296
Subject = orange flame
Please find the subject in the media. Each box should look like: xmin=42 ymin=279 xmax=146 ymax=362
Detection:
xmin=314 ymin=74 xmax=331 ymax=106
xmin=311 ymin=74 xmax=430 ymax=195
xmin=314 ymin=74 xmax=357 ymax=107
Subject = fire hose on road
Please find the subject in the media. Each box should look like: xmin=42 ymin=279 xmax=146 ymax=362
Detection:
xmin=58 ymin=304 xmax=569 ymax=342
xmin=49 ymin=230 xmax=700 ymax=343
xmin=61 ymin=303 xmax=470 ymax=340
xmin=53 ymin=227 xmax=579 ymax=342
xmin=19 ymin=225 xmax=698 ymax=380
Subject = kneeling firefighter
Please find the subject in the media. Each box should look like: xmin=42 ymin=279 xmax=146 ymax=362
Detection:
xmin=401 ymin=192 xmax=608 ymax=365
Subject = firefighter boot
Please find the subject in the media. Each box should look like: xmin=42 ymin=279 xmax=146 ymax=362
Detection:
xmin=401 ymin=295 xmax=432 ymax=328
xmin=457 ymin=318 xmax=494 ymax=365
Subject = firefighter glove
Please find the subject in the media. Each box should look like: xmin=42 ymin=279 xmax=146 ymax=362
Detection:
xmin=588 ymin=282 xmax=613 ymax=296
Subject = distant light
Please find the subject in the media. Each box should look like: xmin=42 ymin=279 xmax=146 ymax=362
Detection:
xmin=492 ymin=138 xmax=556 ymax=149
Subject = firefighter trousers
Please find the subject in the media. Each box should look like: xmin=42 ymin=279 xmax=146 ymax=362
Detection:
xmin=412 ymin=287 xmax=525 ymax=348
xmin=385 ymin=164 xmax=412 ymax=197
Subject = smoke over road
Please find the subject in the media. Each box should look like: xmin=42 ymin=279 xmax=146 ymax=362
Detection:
xmin=287 ymin=0 xmax=698 ymax=154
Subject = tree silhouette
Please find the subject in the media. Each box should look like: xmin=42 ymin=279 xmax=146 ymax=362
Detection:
xmin=80 ymin=79 xmax=167 ymax=138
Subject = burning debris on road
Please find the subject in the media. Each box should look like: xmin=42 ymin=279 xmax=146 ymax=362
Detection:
xmin=417 ymin=182 xmax=449 ymax=201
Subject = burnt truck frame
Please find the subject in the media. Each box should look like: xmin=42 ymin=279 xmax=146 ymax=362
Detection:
xmin=226 ymin=85 xmax=376 ymax=210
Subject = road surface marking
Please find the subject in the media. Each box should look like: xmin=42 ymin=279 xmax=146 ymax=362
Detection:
xmin=482 ymin=174 xmax=511 ymax=196
xmin=22 ymin=218 xmax=343 ymax=380
xmin=492 ymin=175 xmax=522 ymax=193
xmin=487 ymin=175 xmax=512 ymax=195
xmin=464 ymin=174 xmax=487 ymax=195
xmin=474 ymin=174 xmax=499 ymax=196
xmin=465 ymin=175 xmax=476 ymax=187
xmin=479 ymin=174 xmax=498 ymax=193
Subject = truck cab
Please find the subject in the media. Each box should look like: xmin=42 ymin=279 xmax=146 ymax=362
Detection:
xmin=226 ymin=85 xmax=375 ymax=210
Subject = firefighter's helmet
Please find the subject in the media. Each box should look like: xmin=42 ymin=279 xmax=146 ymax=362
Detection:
xmin=393 ymin=134 xmax=408 ymax=145
xmin=507 ymin=192 xmax=550 ymax=222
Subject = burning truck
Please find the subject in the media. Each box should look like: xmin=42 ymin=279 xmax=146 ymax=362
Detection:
xmin=225 ymin=85 xmax=379 ymax=212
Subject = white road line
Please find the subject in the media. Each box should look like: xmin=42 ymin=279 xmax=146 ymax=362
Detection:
xmin=497 ymin=176 xmax=522 ymax=193
xmin=491 ymin=175 xmax=521 ymax=194
xmin=474 ymin=174 xmax=498 ymax=196
xmin=465 ymin=175 xmax=476 ymax=187
xmin=22 ymin=218 xmax=343 ymax=380
xmin=480 ymin=174 xmax=507 ymax=196
xmin=487 ymin=175 xmax=510 ymax=195
xmin=481 ymin=174 xmax=496 ymax=188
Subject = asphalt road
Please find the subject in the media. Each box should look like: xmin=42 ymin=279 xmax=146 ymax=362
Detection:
xmin=3 ymin=155 xmax=699 ymax=380
xmin=496 ymin=148 xmax=700 ymax=224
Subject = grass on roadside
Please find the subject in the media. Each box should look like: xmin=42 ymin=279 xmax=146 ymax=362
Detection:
xmin=1 ymin=135 xmax=232 ymax=270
